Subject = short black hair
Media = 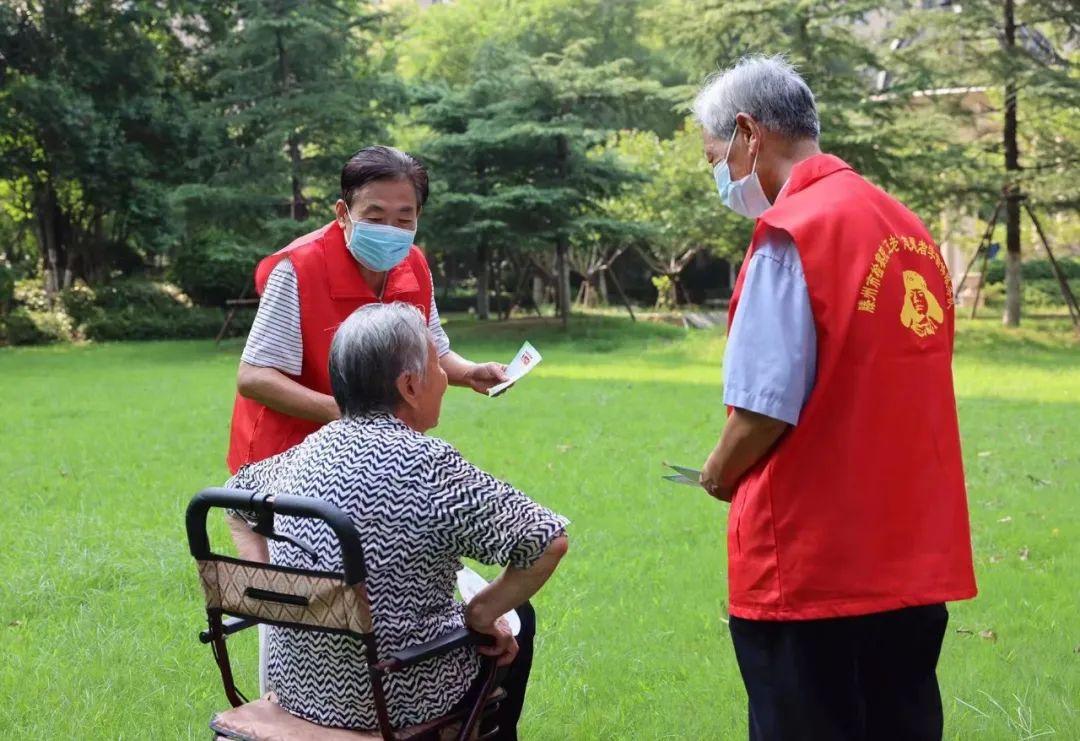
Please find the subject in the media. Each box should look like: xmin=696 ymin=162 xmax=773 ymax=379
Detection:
xmin=340 ymin=145 xmax=430 ymax=209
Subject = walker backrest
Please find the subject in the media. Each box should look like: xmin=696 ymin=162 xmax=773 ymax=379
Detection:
xmin=186 ymin=488 xmax=373 ymax=638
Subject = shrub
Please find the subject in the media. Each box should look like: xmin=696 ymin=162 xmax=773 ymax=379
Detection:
xmin=13 ymin=279 xmax=51 ymax=312
xmin=438 ymin=291 xmax=514 ymax=313
xmin=83 ymin=306 xmax=219 ymax=341
xmin=81 ymin=306 xmax=254 ymax=342
xmin=170 ymin=234 xmax=265 ymax=307
xmin=980 ymin=282 xmax=1006 ymax=309
xmin=1023 ymin=280 xmax=1071 ymax=310
xmin=4 ymin=307 xmax=72 ymax=345
xmin=59 ymin=283 xmax=99 ymax=325
xmin=92 ymin=279 xmax=192 ymax=312
xmin=652 ymin=275 xmax=675 ymax=309
xmin=0 ymin=262 xmax=14 ymax=314
xmin=981 ymin=278 xmax=1072 ymax=311
xmin=2 ymin=275 xmax=257 ymax=344
xmin=984 ymin=258 xmax=1080 ymax=284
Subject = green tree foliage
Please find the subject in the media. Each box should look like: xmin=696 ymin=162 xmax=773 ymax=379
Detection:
xmin=645 ymin=0 xmax=975 ymax=216
xmin=169 ymin=0 xmax=401 ymax=302
xmin=602 ymin=121 xmax=750 ymax=304
xmin=1 ymin=0 xmax=1076 ymax=339
xmin=416 ymin=41 xmax=662 ymax=322
xmin=400 ymin=0 xmax=654 ymax=85
xmin=891 ymin=1 xmax=1079 ymax=210
xmin=888 ymin=0 xmax=1080 ymax=324
xmin=0 ymin=1 xmax=204 ymax=295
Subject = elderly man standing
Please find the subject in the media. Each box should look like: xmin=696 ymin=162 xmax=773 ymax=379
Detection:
xmin=692 ymin=56 xmax=977 ymax=740
xmin=229 ymin=145 xmax=508 ymax=474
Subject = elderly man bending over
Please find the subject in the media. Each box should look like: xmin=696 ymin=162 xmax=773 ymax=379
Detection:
xmin=225 ymin=302 xmax=568 ymax=739
xmin=692 ymin=56 xmax=975 ymax=740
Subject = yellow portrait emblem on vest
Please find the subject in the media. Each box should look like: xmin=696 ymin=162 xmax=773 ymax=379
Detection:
xmin=900 ymin=270 xmax=944 ymax=338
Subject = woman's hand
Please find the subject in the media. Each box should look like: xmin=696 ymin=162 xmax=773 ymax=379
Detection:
xmin=467 ymin=614 xmax=519 ymax=667
xmin=463 ymin=361 xmax=510 ymax=395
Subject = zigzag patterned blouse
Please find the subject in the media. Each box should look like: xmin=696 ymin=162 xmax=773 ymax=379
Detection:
xmin=227 ymin=412 xmax=568 ymax=730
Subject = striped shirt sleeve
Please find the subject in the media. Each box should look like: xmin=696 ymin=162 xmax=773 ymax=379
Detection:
xmin=429 ymin=446 xmax=569 ymax=569
xmin=428 ymin=274 xmax=451 ymax=358
xmin=241 ymin=260 xmax=303 ymax=376
xmin=242 ymin=259 xmax=448 ymax=369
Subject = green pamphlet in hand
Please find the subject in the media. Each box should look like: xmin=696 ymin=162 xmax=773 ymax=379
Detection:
xmin=662 ymin=463 xmax=703 ymax=488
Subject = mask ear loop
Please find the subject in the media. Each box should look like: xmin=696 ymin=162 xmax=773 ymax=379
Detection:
xmin=724 ymin=123 xmax=759 ymax=176
xmin=749 ymin=126 xmax=760 ymax=175
xmin=722 ymin=126 xmax=738 ymax=165
xmin=341 ymin=205 xmax=356 ymax=240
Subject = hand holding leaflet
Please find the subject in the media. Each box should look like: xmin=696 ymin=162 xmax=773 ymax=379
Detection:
xmin=456 ymin=566 xmax=521 ymax=636
xmin=487 ymin=341 xmax=542 ymax=397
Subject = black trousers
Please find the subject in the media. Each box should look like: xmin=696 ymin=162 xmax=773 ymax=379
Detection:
xmin=457 ymin=601 xmax=536 ymax=741
xmin=729 ymin=604 xmax=948 ymax=741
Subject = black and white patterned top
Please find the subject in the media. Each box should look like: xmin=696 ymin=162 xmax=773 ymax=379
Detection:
xmin=226 ymin=413 xmax=568 ymax=730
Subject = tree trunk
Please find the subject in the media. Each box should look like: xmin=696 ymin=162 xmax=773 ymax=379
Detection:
xmin=555 ymin=133 xmax=571 ymax=327
xmin=673 ymin=276 xmax=687 ymax=306
xmin=277 ymin=30 xmax=307 ymax=222
xmin=36 ymin=182 xmax=64 ymax=302
xmin=442 ymin=253 xmax=452 ymax=303
xmin=494 ymin=248 xmax=504 ymax=320
xmin=555 ymin=239 xmax=571 ymax=326
xmin=598 ymin=269 xmax=609 ymax=305
xmin=1003 ymin=0 xmax=1021 ymax=327
xmin=532 ymin=275 xmax=545 ymax=309
xmin=287 ymin=133 xmax=308 ymax=221
xmin=476 ymin=238 xmax=490 ymax=320
xmin=579 ymin=277 xmax=594 ymax=307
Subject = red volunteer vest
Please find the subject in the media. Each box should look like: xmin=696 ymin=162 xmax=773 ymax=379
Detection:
xmin=726 ymin=154 xmax=977 ymax=620
xmin=227 ymin=221 xmax=433 ymax=473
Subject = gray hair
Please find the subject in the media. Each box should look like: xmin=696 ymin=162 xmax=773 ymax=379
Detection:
xmin=692 ymin=55 xmax=820 ymax=141
xmin=329 ymin=302 xmax=430 ymax=418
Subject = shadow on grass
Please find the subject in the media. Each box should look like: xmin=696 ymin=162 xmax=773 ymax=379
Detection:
xmin=954 ymin=317 xmax=1078 ymax=368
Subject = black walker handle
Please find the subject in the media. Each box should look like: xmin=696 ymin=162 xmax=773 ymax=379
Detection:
xmin=185 ymin=487 xmax=367 ymax=585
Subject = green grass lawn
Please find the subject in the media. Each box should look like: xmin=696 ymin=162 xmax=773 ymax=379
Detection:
xmin=1 ymin=316 xmax=1077 ymax=739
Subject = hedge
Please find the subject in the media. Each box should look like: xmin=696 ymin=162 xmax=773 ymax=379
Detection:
xmin=3 ymin=308 xmax=73 ymax=345
xmin=983 ymin=258 xmax=1080 ymax=284
xmin=2 ymin=278 xmax=254 ymax=346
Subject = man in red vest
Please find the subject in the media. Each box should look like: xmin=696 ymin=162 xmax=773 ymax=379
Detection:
xmin=691 ymin=56 xmax=976 ymax=740
xmin=228 ymin=146 xmax=509 ymax=474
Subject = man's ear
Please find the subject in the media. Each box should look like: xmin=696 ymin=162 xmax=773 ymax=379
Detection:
xmin=395 ymin=371 xmax=421 ymax=410
xmin=733 ymin=113 xmax=758 ymax=154
xmin=335 ymin=199 xmax=349 ymax=229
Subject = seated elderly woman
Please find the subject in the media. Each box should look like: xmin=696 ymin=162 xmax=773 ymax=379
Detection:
xmin=225 ymin=301 xmax=568 ymax=738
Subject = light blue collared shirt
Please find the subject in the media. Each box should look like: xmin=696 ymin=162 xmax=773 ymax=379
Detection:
xmin=723 ymin=227 xmax=817 ymax=425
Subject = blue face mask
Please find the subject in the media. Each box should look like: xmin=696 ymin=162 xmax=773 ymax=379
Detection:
xmin=343 ymin=216 xmax=415 ymax=272
xmin=713 ymin=127 xmax=772 ymax=219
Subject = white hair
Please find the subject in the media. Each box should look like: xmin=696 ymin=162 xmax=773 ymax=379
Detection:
xmin=692 ymin=55 xmax=820 ymax=141
xmin=329 ymin=302 xmax=430 ymax=418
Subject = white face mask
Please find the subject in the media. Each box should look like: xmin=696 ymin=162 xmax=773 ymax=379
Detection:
xmin=713 ymin=127 xmax=773 ymax=219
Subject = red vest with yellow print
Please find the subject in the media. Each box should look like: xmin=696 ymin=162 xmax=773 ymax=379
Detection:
xmin=226 ymin=222 xmax=433 ymax=474
xmin=726 ymin=154 xmax=977 ymax=621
